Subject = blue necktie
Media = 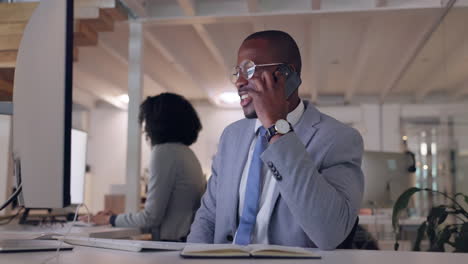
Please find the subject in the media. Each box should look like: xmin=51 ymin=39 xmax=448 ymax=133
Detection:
xmin=235 ymin=127 xmax=268 ymax=245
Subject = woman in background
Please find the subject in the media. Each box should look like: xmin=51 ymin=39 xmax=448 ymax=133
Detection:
xmin=83 ymin=93 xmax=206 ymax=242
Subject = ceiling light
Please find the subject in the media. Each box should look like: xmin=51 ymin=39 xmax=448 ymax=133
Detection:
xmin=420 ymin=143 xmax=428 ymax=156
xmin=217 ymin=91 xmax=240 ymax=105
xmin=117 ymin=94 xmax=129 ymax=104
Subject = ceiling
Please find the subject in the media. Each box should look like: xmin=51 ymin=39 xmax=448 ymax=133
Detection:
xmin=72 ymin=0 xmax=468 ymax=109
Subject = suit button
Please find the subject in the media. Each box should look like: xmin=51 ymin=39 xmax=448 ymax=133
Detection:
xmin=226 ymin=234 xmax=233 ymax=242
xmin=275 ymin=173 xmax=282 ymax=181
xmin=267 ymin=161 xmax=273 ymax=168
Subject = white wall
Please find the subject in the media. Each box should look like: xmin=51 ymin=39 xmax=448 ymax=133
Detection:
xmin=87 ymin=106 xmax=128 ymax=212
xmin=191 ymin=102 xmax=244 ymax=175
xmin=0 ymin=115 xmax=11 ymax=215
xmin=85 ymin=104 xmax=151 ymax=212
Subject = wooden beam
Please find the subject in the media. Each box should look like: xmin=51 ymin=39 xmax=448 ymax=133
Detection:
xmin=307 ymin=19 xmax=322 ymax=104
xmin=0 ymin=35 xmax=22 ymax=51
xmin=73 ymin=47 xmax=79 ymax=62
xmin=118 ymin=0 xmax=147 ymax=18
xmin=375 ymin=0 xmax=387 ymax=8
xmin=75 ymin=0 xmax=116 ymax=9
xmin=102 ymin=7 xmax=128 ymax=22
xmin=0 ymin=51 xmax=17 ymax=68
xmin=247 ymin=0 xmax=259 ymax=12
xmin=81 ymin=9 xmax=115 ymax=33
xmin=311 ymin=0 xmax=321 ymax=10
xmin=0 ymin=79 xmax=13 ymax=95
xmin=247 ymin=0 xmax=265 ymax=33
xmin=144 ymin=31 xmax=210 ymax=97
xmin=415 ymin=42 xmax=466 ymax=101
xmin=139 ymin=2 xmax=464 ymax=26
xmin=74 ymin=66 xmax=128 ymax=109
xmin=74 ymin=21 xmax=98 ymax=46
xmin=0 ymin=23 xmax=27 ymax=36
xmin=345 ymin=17 xmax=377 ymax=104
xmin=379 ymin=0 xmax=456 ymax=102
xmin=192 ymin=24 xmax=229 ymax=72
xmin=73 ymin=86 xmax=96 ymax=109
xmin=0 ymin=3 xmax=38 ymax=23
xmin=415 ymin=10 xmax=468 ymax=101
xmin=98 ymin=37 xmax=166 ymax=92
xmin=0 ymin=91 xmax=11 ymax=101
xmin=176 ymin=0 xmax=196 ymax=16
xmin=0 ymin=68 xmax=14 ymax=83
xmin=446 ymin=76 xmax=468 ymax=100
xmin=176 ymin=0 xmax=229 ymax=73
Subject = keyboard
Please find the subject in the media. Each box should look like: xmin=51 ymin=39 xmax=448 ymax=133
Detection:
xmin=60 ymin=237 xmax=187 ymax=252
xmin=72 ymin=221 xmax=97 ymax=227
xmin=0 ymin=239 xmax=73 ymax=253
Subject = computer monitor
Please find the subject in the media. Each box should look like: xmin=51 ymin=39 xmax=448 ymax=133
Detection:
xmin=361 ymin=151 xmax=413 ymax=208
xmin=71 ymin=129 xmax=87 ymax=205
xmin=0 ymin=113 xmax=12 ymax=214
xmin=12 ymin=0 xmax=74 ymax=209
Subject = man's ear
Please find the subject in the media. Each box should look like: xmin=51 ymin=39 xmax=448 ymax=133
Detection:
xmin=288 ymin=64 xmax=297 ymax=72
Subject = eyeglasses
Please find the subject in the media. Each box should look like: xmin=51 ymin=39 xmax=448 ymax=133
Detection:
xmin=230 ymin=60 xmax=283 ymax=84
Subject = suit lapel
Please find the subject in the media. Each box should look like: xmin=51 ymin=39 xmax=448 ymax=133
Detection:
xmin=268 ymin=101 xmax=321 ymax=221
xmin=225 ymin=119 xmax=256 ymax=231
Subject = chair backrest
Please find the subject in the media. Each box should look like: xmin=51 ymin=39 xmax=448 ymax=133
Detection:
xmin=336 ymin=217 xmax=359 ymax=249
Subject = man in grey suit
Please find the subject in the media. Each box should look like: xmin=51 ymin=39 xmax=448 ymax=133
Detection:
xmin=187 ymin=30 xmax=364 ymax=250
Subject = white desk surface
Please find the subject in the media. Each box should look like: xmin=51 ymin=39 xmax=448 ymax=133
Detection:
xmin=1 ymin=246 xmax=467 ymax=264
xmin=0 ymin=222 xmax=140 ymax=240
xmin=1 ymin=224 xmax=466 ymax=264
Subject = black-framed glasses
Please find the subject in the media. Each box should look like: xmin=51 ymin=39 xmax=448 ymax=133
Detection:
xmin=230 ymin=59 xmax=283 ymax=84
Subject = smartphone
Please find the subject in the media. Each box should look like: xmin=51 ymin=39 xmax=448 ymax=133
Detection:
xmin=275 ymin=64 xmax=302 ymax=99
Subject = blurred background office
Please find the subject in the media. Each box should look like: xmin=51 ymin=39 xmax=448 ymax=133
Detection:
xmin=1 ymin=0 xmax=468 ymax=250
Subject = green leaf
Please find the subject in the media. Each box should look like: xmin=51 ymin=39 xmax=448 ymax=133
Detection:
xmin=413 ymin=221 xmax=427 ymax=251
xmin=427 ymin=206 xmax=448 ymax=225
xmin=454 ymin=223 xmax=468 ymax=252
xmin=434 ymin=226 xmax=453 ymax=252
xmin=454 ymin=192 xmax=468 ymax=206
xmin=392 ymin=187 xmax=422 ymax=232
xmin=426 ymin=206 xmax=447 ymax=250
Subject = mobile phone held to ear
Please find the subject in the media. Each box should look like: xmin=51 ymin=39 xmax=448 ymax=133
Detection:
xmin=275 ymin=64 xmax=302 ymax=99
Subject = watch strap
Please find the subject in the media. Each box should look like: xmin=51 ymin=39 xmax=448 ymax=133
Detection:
xmin=265 ymin=121 xmax=293 ymax=142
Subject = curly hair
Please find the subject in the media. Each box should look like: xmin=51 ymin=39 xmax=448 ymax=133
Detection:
xmin=139 ymin=93 xmax=202 ymax=146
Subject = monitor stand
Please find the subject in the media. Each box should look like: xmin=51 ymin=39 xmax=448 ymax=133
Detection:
xmin=18 ymin=208 xmax=67 ymax=226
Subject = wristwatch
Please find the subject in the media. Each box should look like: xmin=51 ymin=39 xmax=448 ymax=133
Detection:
xmin=266 ymin=119 xmax=293 ymax=142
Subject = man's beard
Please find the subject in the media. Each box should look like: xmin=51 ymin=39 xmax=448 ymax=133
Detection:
xmin=245 ymin=111 xmax=258 ymax=119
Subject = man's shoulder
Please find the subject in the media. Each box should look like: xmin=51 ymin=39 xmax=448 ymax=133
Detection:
xmin=222 ymin=118 xmax=254 ymax=136
xmin=309 ymin=106 xmax=361 ymax=140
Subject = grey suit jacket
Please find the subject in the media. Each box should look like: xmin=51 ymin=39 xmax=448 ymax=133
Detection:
xmin=115 ymin=143 xmax=206 ymax=241
xmin=187 ymin=101 xmax=364 ymax=250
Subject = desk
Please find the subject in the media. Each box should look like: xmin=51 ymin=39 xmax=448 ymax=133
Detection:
xmin=1 ymin=246 xmax=466 ymax=264
xmin=0 ymin=221 xmax=141 ymax=240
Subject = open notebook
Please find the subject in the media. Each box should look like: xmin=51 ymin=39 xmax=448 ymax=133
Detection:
xmin=180 ymin=244 xmax=321 ymax=259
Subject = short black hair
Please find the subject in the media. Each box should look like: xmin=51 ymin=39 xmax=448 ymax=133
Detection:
xmin=243 ymin=30 xmax=302 ymax=75
xmin=139 ymin=93 xmax=202 ymax=146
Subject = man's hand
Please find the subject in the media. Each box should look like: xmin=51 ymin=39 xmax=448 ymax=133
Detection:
xmin=78 ymin=210 xmax=114 ymax=225
xmin=90 ymin=213 xmax=111 ymax=225
xmin=248 ymin=71 xmax=289 ymax=128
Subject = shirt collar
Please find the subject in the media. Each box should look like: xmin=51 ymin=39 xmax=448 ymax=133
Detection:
xmin=254 ymin=99 xmax=305 ymax=133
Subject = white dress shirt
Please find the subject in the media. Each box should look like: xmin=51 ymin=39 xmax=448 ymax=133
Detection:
xmin=237 ymin=100 xmax=305 ymax=244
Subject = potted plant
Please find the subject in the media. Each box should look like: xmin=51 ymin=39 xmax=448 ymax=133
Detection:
xmin=392 ymin=187 xmax=468 ymax=252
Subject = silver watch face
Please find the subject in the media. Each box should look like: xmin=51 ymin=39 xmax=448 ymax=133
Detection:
xmin=275 ymin=119 xmax=290 ymax=134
